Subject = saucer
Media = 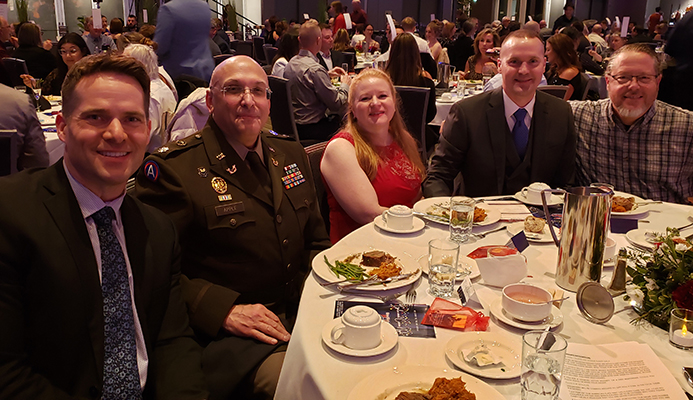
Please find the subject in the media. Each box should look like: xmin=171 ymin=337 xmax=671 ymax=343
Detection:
xmin=322 ymin=317 xmax=399 ymax=357
xmin=513 ymin=191 xmax=563 ymax=206
xmin=445 ymin=332 xmax=522 ymax=379
xmin=374 ymin=215 xmax=425 ymax=234
xmin=489 ymin=299 xmax=563 ymax=330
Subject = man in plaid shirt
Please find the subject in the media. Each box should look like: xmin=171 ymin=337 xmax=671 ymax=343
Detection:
xmin=569 ymin=43 xmax=693 ymax=204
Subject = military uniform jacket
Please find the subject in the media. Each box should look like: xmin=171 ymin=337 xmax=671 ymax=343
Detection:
xmin=133 ymin=119 xmax=331 ymax=339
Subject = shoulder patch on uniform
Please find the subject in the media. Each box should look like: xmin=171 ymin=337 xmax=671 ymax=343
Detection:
xmin=143 ymin=160 xmax=160 ymax=182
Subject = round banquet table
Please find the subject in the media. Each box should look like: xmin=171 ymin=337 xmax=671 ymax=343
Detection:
xmin=275 ymin=199 xmax=693 ymax=400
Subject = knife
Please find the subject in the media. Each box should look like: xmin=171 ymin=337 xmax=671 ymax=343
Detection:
xmin=413 ymin=211 xmax=449 ymax=224
xmin=336 ymin=270 xmax=420 ymax=290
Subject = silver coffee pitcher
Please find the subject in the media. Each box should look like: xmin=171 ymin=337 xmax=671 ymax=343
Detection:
xmin=436 ymin=62 xmax=455 ymax=87
xmin=541 ymin=187 xmax=613 ymax=292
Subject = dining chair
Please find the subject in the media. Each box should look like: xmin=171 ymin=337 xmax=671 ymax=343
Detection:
xmin=264 ymin=46 xmax=279 ymax=66
xmin=214 ymin=54 xmax=233 ymax=66
xmin=267 ymin=75 xmax=300 ymax=141
xmin=0 ymin=129 xmax=19 ymax=176
xmin=253 ymin=36 xmax=266 ymax=64
xmin=235 ymin=41 xmax=254 ymax=57
xmin=304 ymin=141 xmax=330 ymax=233
xmin=2 ymin=57 xmax=29 ymax=88
xmin=579 ymin=72 xmax=592 ymax=100
xmin=537 ymin=85 xmax=569 ymax=99
xmin=394 ymin=85 xmax=431 ymax=162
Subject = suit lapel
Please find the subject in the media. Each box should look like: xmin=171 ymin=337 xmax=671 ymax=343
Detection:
xmin=263 ymin=138 xmax=285 ymax=213
xmin=487 ymin=90 xmax=508 ymax=194
xmin=121 ymin=196 xmax=150 ymax=345
xmin=202 ymin=121 xmax=273 ymax=207
xmin=41 ymin=163 xmax=105 ymax=380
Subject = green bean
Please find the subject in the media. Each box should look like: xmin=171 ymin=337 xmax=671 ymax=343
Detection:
xmin=325 ymin=255 xmax=367 ymax=280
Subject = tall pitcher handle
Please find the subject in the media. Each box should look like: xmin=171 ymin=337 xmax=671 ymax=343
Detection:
xmin=541 ymin=189 xmax=565 ymax=247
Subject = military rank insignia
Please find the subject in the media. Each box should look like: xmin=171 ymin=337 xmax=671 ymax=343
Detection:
xmin=281 ymin=163 xmax=305 ymax=189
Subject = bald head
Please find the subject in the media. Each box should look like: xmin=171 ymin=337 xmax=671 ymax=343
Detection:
xmin=524 ymin=21 xmax=540 ymax=33
xmin=210 ymin=55 xmax=267 ymax=88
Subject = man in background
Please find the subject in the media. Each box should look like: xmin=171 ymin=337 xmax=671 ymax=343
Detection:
xmin=125 ymin=14 xmax=139 ymax=32
xmin=82 ymin=16 xmax=117 ymax=54
xmin=0 ymin=83 xmax=49 ymax=171
xmin=350 ymin=0 xmax=368 ymax=26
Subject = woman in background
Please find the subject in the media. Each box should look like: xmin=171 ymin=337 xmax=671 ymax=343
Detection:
xmin=22 ymin=33 xmax=89 ymax=95
xmin=13 ymin=23 xmax=56 ymax=80
xmin=321 ymin=69 xmax=424 ymax=243
xmin=333 ymin=28 xmax=355 ymax=52
xmin=460 ymin=28 xmax=499 ymax=80
xmin=545 ymin=33 xmax=583 ymax=100
xmin=271 ymin=33 xmax=299 ymax=77
xmin=425 ymin=21 xmax=446 ymax=63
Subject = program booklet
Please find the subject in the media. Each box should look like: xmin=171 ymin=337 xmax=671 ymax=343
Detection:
xmin=334 ymin=300 xmax=435 ymax=338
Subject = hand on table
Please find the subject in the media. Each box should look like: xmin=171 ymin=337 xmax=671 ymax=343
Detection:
xmin=223 ymin=303 xmax=291 ymax=345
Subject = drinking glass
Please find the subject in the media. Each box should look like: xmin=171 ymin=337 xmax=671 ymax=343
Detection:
xmin=669 ymin=308 xmax=693 ymax=349
xmin=341 ymin=62 xmax=349 ymax=73
xmin=449 ymin=196 xmax=475 ymax=243
xmin=33 ymin=79 xmax=44 ymax=102
xmin=521 ymin=330 xmax=568 ymax=400
xmin=427 ymin=238 xmax=459 ymax=297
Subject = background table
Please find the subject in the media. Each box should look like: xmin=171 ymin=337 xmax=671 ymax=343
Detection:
xmin=276 ymin=201 xmax=693 ymax=399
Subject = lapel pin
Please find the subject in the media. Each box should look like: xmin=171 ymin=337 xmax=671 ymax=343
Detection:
xmin=272 ymin=158 xmax=279 ymax=167
xmin=268 ymin=146 xmax=275 ymax=152
xmin=197 ymin=167 xmax=208 ymax=178
xmin=218 ymin=194 xmax=233 ymax=201
xmin=211 ymin=177 xmax=228 ymax=194
xmin=216 ymin=153 xmax=226 ymax=160
xmin=227 ymin=165 xmax=237 ymax=175
xmin=176 ymin=140 xmax=186 ymax=147
xmin=157 ymin=146 xmax=169 ymax=153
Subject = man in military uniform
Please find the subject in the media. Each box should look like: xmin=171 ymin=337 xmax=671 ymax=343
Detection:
xmin=133 ymin=56 xmax=331 ymax=400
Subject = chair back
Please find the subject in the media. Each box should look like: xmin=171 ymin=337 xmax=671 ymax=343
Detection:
xmin=268 ymin=75 xmax=299 ymax=141
xmin=264 ymin=46 xmax=279 ymax=66
xmin=537 ymin=85 xmax=569 ymax=99
xmin=394 ymin=85 xmax=430 ymax=161
xmin=253 ymin=36 xmax=266 ymax=63
xmin=304 ymin=141 xmax=330 ymax=233
xmin=579 ymin=72 xmax=591 ymax=100
xmin=214 ymin=54 xmax=233 ymax=66
xmin=235 ymin=41 xmax=254 ymax=57
xmin=173 ymin=74 xmax=209 ymax=104
xmin=0 ymin=129 xmax=19 ymax=176
xmin=3 ymin=58 xmax=29 ymax=87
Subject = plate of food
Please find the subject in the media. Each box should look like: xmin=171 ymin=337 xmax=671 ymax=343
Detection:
xmin=347 ymin=365 xmax=505 ymax=400
xmin=445 ymin=332 xmax=522 ymax=379
xmin=413 ymin=197 xmax=501 ymax=226
xmin=313 ymin=246 xmax=421 ymax=291
xmin=506 ymin=217 xmax=556 ymax=243
xmin=610 ymin=191 xmax=649 ymax=216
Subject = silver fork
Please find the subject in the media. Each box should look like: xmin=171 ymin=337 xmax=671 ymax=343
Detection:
xmin=405 ymin=287 xmax=417 ymax=305
xmin=472 ymin=225 xmax=507 ymax=239
xmin=339 ymin=290 xmax=403 ymax=304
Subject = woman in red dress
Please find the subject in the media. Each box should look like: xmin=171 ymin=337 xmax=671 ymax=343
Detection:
xmin=321 ymin=68 xmax=425 ymax=243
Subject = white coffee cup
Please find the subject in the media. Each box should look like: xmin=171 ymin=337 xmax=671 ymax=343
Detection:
xmin=521 ymin=182 xmax=551 ymax=204
xmin=604 ymin=237 xmax=616 ymax=262
xmin=381 ymin=205 xmax=413 ymax=230
xmin=330 ymin=305 xmax=382 ymax=350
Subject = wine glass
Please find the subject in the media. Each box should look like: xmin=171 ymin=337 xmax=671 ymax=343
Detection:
xmin=33 ymin=79 xmax=44 ymax=102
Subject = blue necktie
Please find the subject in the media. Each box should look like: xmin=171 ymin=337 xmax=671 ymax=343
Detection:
xmin=92 ymin=206 xmax=142 ymax=400
xmin=513 ymin=108 xmax=529 ymax=159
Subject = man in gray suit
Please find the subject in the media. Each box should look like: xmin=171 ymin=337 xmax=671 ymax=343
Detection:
xmin=423 ymin=29 xmax=576 ymax=197
xmin=0 ymin=84 xmax=49 ymax=171
xmin=155 ymin=0 xmax=214 ymax=82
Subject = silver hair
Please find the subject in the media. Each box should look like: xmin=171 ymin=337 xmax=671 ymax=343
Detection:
xmin=123 ymin=44 xmax=159 ymax=80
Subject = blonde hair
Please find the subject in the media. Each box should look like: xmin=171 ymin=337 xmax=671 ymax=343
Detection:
xmin=344 ymin=68 xmax=425 ymax=181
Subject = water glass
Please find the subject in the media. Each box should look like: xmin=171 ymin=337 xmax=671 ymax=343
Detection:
xmin=521 ymin=330 xmax=568 ymax=400
xmin=427 ymin=238 xmax=459 ymax=297
xmin=449 ymin=196 xmax=475 ymax=243
xmin=341 ymin=62 xmax=349 ymax=73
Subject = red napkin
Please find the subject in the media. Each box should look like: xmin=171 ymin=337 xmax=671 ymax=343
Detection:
xmin=421 ymin=298 xmax=490 ymax=331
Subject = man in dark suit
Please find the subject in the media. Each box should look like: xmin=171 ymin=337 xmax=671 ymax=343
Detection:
xmin=317 ymin=23 xmax=343 ymax=70
xmin=423 ymin=29 xmax=576 ymax=197
xmin=133 ymin=56 xmax=331 ymax=400
xmin=0 ymin=54 xmax=208 ymax=399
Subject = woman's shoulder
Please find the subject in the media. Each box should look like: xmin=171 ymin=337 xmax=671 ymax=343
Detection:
xmin=329 ymin=131 xmax=355 ymax=145
xmin=558 ymin=67 xmax=580 ymax=81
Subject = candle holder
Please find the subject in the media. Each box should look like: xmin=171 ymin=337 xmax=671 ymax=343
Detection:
xmin=669 ymin=308 xmax=693 ymax=350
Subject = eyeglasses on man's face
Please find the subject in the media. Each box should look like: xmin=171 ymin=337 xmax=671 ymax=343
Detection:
xmin=608 ymin=74 xmax=659 ymax=85
xmin=213 ymin=85 xmax=272 ymax=100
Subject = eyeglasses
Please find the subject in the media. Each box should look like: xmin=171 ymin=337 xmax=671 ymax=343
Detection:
xmin=213 ymin=85 xmax=272 ymax=99
xmin=60 ymin=48 xmax=80 ymax=56
xmin=608 ymin=74 xmax=659 ymax=85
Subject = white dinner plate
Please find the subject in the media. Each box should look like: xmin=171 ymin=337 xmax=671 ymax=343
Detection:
xmin=625 ymin=228 xmax=656 ymax=250
xmin=313 ymin=245 xmax=422 ymax=291
xmin=506 ymin=221 xmax=557 ymax=243
xmin=436 ymin=98 xmax=459 ymax=104
xmin=418 ymin=255 xmax=481 ymax=280
xmin=445 ymin=332 xmax=522 ymax=379
xmin=322 ymin=317 xmax=398 ymax=357
xmin=374 ymin=215 xmax=426 ymax=234
xmin=413 ymin=197 xmax=501 ymax=226
xmin=513 ymin=191 xmax=563 ymax=206
xmin=490 ymin=299 xmax=563 ymax=330
xmin=347 ymin=365 xmax=506 ymax=400
xmin=611 ymin=191 xmax=650 ymax=217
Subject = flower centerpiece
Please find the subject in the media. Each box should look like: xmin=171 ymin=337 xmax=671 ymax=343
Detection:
xmin=354 ymin=41 xmax=364 ymax=54
xmin=626 ymin=228 xmax=693 ymax=330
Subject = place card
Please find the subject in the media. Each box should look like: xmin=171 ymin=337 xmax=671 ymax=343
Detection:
xmin=610 ymin=218 xmax=638 ymax=234
xmin=457 ymin=277 xmax=480 ymax=307
xmin=335 ymin=300 xmax=435 ymax=338
xmin=506 ymin=231 xmax=529 ymax=252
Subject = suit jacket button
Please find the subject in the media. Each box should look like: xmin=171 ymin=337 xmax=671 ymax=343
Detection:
xmin=276 ymin=215 xmax=282 ymax=223
xmin=304 ymin=199 xmax=309 ymax=206
xmin=282 ymin=239 xmax=289 ymax=246
xmin=230 ymin=218 xmax=237 ymax=226
xmin=88 ymin=386 xmax=100 ymax=398
xmin=286 ymin=263 xmax=291 ymax=269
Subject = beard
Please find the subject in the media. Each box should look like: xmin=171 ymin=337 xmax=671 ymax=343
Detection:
xmin=614 ymin=104 xmax=649 ymax=120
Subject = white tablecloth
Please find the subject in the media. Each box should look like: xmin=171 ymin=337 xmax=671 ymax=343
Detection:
xmin=276 ymin=201 xmax=693 ymax=399
xmin=39 ymin=102 xmax=65 ymax=165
